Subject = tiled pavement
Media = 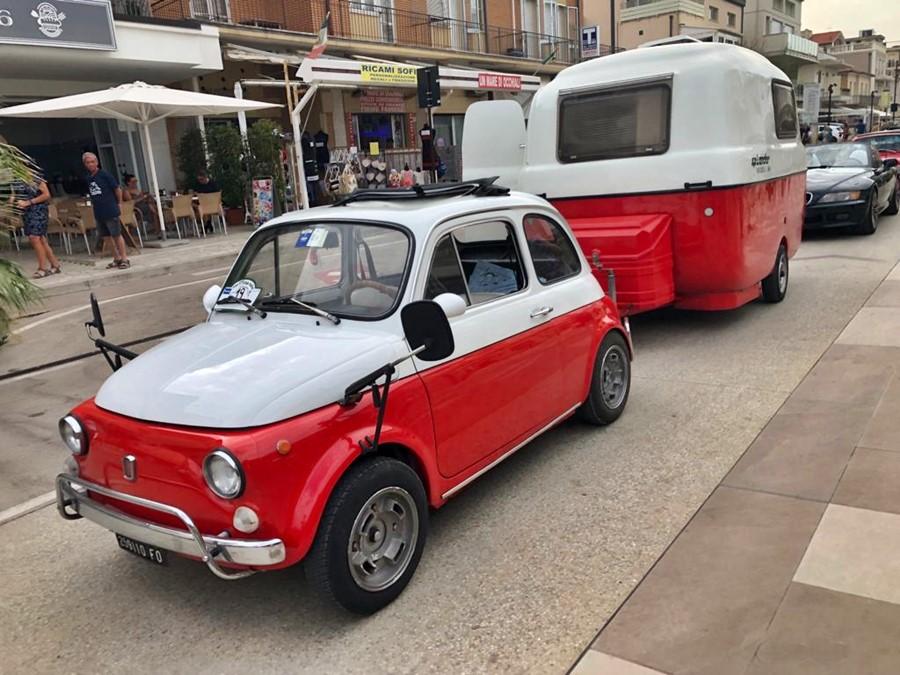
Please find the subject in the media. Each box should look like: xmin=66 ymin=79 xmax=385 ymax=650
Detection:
xmin=571 ymin=262 xmax=900 ymax=675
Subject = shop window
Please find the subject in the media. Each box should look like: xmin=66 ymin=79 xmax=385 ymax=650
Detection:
xmin=558 ymin=83 xmax=671 ymax=162
xmin=772 ymin=81 xmax=798 ymax=139
xmin=433 ymin=114 xmax=465 ymax=147
xmin=353 ymin=113 xmax=408 ymax=150
xmin=522 ymin=215 xmax=581 ymax=285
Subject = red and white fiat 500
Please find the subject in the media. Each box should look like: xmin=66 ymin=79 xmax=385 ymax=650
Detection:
xmin=56 ymin=180 xmax=632 ymax=614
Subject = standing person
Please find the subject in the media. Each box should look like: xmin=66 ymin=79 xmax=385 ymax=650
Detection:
xmin=9 ymin=169 xmax=61 ymax=278
xmin=83 ymin=152 xmax=129 ymax=269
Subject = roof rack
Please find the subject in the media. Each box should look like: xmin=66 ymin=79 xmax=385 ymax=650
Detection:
xmin=332 ymin=176 xmax=510 ymax=207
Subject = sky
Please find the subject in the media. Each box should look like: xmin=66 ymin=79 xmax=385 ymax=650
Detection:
xmin=801 ymin=0 xmax=900 ymax=45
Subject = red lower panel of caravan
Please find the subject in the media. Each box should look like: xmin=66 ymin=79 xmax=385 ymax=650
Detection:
xmin=554 ymin=173 xmax=806 ymax=315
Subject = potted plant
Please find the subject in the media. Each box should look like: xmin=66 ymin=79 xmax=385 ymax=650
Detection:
xmin=175 ymin=127 xmax=207 ymax=192
xmin=0 ymin=142 xmax=42 ymax=346
xmin=205 ymin=124 xmax=246 ymax=226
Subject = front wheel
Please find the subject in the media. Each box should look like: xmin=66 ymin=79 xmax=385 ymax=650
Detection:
xmin=855 ymin=196 xmax=878 ymax=235
xmin=761 ymin=243 xmax=789 ymax=303
xmin=577 ymin=331 xmax=631 ymax=426
xmin=884 ymin=185 xmax=899 ymax=216
xmin=306 ymin=457 xmax=428 ymax=615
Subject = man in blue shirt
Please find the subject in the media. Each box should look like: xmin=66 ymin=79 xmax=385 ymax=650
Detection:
xmin=83 ymin=152 xmax=129 ymax=269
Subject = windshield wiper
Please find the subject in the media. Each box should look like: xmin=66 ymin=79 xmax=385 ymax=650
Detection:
xmin=215 ymin=295 xmax=267 ymax=319
xmin=260 ymin=295 xmax=341 ymax=325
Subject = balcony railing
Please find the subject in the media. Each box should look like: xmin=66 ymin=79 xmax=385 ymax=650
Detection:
xmin=141 ymin=0 xmax=589 ymax=65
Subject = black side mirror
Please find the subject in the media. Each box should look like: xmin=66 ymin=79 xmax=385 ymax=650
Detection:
xmin=86 ymin=292 xmax=106 ymax=337
xmin=401 ymin=300 xmax=454 ymax=362
xmin=884 ymin=158 xmax=898 ymax=170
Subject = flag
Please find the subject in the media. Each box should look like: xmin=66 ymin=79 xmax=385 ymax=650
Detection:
xmin=308 ymin=12 xmax=329 ymax=59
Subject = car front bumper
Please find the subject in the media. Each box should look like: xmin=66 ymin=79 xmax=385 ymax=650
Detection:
xmin=804 ymin=199 xmax=868 ymax=230
xmin=56 ymin=474 xmax=286 ymax=580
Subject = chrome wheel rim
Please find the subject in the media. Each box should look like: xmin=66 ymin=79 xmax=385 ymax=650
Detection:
xmin=600 ymin=345 xmax=628 ymax=409
xmin=348 ymin=486 xmax=419 ymax=592
xmin=777 ymin=253 xmax=788 ymax=295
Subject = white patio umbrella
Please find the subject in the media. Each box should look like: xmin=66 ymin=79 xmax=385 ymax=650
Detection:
xmin=0 ymin=81 xmax=279 ymax=237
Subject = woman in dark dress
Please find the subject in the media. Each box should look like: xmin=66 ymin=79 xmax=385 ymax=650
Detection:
xmin=10 ymin=174 xmax=61 ymax=278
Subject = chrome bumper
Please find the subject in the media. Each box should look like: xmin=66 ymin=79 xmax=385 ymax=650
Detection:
xmin=56 ymin=474 xmax=285 ymax=580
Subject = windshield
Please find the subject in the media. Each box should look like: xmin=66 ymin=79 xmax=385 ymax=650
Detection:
xmin=806 ymin=143 xmax=873 ymax=169
xmin=221 ymin=221 xmax=411 ymax=320
xmin=865 ymin=134 xmax=900 ymax=151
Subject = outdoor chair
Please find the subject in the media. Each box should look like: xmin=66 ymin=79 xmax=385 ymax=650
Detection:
xmin=72 ymin=205 xmax=97 ymax=256
xmin=46 ymin=204 xmax=69 ymax=254
xmin=119 ymin=202 xmax=145 ymax=250
xmin=0 ymin=215 xmax=23 ymax=252
xmin=163 ymin=194 xmax=200 ymax=239
xmin=196 ymin=191 xmax=226 ymax=235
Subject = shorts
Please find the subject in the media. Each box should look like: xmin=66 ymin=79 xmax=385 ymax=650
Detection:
xmin=96 ymin=217 xmax=122 ymax=238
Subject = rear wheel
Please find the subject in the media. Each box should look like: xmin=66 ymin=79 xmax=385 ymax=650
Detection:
xmin=855 ymin=195 xmax=878 ymax=235
xmin=577 ymin=331 xmax=631 ymax=425
xmin=885 ymin=186 xmax=899 ymax=216
xmin=761 ymin=243 xmax=789 ymax=303
xmin=306 ymin=457 xmax=427 ymax=615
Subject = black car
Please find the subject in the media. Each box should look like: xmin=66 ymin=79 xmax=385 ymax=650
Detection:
xmin=805 ymin=142 xmax=899 ymax=235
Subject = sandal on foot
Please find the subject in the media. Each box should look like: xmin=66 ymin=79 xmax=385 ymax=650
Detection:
xmin=116 ymin=260 xmax=131 ymax=269
xmin=50 ymin=266 xmax=62 ymax=275
xmin=106 ymin=259 xmax=122 ymax=269
xmin=32 ymin=269 xmax=50 ymax=279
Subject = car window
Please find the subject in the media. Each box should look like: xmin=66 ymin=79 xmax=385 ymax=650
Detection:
xmin=522 ymin=215 xmax=582 ymax=285
xmin=772 ymin=81 xmax=798 ymax=140
xmin=425 ymin=234 xmax=470 ymax=303
xmin=866 ymin=134 xmax=900 ymax=151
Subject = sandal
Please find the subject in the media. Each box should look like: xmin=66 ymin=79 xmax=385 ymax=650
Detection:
xmin=32 ymin=269 xmax=50 ymax=279
xmin=106 ymin=259 xmax=122 ymax=269
xmin=50 ymin=266 xmax=62 ymax=275
xmin=116 ymin=259 xmax=131 ymax=269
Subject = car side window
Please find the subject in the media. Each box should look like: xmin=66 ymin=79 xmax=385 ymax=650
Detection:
xmin=425 ymin=221 xmax=526 ymax=306
xmin=522 ymin=214 xmax=582 ymax=285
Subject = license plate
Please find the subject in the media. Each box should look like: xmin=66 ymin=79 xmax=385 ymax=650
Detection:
xmin=115 ymin=534 xmax=168 ymax=565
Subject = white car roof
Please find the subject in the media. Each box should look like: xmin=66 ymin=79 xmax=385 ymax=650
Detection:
xmin=261 ymin=190 xmax=554 ymax=236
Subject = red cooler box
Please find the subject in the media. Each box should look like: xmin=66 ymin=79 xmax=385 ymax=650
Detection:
xmin=568 ymin=214 xmax=675 ymax=316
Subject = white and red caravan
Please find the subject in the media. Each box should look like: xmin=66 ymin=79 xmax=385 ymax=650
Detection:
xmin=463 ymin=41 xmax=807 ymax=314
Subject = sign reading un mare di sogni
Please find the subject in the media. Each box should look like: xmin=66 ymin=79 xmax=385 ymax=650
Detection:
xmin=0 ymin=0 xmax=116 ymax=50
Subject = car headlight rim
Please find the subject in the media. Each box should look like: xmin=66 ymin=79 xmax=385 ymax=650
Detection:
xmin=59 ymin=415 xmax=88 ymax=455
xmin=819 ymin=190 xmax=863 ymax=203
xmin=202 ymin=448 xmax=245 ymax=500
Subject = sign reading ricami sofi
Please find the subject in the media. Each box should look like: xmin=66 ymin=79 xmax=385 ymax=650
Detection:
xmin=0 ymin=0 xmax=115 ymax=50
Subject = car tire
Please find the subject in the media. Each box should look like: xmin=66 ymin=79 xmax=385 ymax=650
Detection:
xmin=577 ymin=331 xmax=631 ymax=426
xmin=761 ymin=243 xmax=789 ymax=303
xmin=306 ymin=457 xmax=428 ymax=615
xmin=855 ymin=195 xmax=878 ymax=235
xmin=885 ymin=186 xmax=899 ymax=216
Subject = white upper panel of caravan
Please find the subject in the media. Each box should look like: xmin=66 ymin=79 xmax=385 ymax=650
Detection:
xmin=463 ymin=43 xmax=807 ymax=199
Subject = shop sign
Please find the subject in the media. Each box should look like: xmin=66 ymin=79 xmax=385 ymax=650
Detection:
xmin=801 ymin=83 xmax=820 ymax=124
xmin=252 ymin=177 xmax=274 ymax=226
xmin=0 ymin=0 xmax=115 ymax=49
xmin=477 ymin=73 xmax=522 ymax=91
xmin=581 ymin=25 xmax=599 ymax=59
xmin=360 ymin=88 xmax=406 ymax=114
xmin=359 ymin=63 xmax=418 ymax=85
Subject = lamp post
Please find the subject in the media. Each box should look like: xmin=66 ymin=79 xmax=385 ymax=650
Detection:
xmin=893 ymin=66 xmax=898 ymax=121
xmin=869 ymin=90 xmax=877 ymax=132
xmin=827 ymin=83 xmax=834 ymax=123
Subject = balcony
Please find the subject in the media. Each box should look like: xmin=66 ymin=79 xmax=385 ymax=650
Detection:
xmin=138 ymin=0 xmax=590 ymax=65
xmin=760 ymin=32 xmax=820 ymax=62
xmin=621 ymin=0 xmax=705 ymax=22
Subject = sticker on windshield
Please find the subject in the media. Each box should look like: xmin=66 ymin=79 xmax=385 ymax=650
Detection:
xmin=221 ymin=279 xmax=260 ymax=304
xmin=296 ymin=228 xmax=329 ymax=248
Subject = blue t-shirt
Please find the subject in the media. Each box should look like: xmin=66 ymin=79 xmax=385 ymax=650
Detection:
xmin=87 ymin=169 xmax=120 ymax=220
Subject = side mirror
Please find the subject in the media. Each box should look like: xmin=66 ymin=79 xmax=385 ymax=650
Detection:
xmin=86 ymin=292 xmax=105 ymax=337
xmin=401 ymin=300 xmax=454 ymax=362
xmin=432 ymin=292 xmax=467 ymax=318
xmin=884 ymin=158 xmax=898 ymax=170
xmin=203 ymin=284 xmax=222 ymax=314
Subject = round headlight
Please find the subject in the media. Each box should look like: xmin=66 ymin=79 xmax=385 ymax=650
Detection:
xmin=59 ymin=415 xmax=88 ymax=455
xmin=202 ymin=449 xmax=244 ymax=499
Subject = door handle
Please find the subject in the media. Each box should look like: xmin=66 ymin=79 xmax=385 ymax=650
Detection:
xmin=530 ymin=306 xmax=553 ymax=318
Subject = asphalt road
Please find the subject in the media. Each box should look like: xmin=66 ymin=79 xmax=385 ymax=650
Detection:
xmin=1 ymin=216 xmax=899 ymax=674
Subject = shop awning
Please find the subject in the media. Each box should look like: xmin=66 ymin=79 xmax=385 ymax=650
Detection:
xmin=296 ymin=56 xmax=541 ymax=93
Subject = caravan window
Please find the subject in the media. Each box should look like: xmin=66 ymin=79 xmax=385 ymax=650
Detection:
xmin=557 ymin=83 xmax=671 ymax=162
xmin=772 ymin=82 xmax=798 ymax=139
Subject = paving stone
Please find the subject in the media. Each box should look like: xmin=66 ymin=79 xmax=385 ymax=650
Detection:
xmin=747 ymin=582 xmax=900 ymax=675
xmin=859 ymin=374 xmax=900 ymax=452
xmin=833 ymin=448 xmax=900 ymax=515
xmin=836 ymin=307 xmax=900 ymax=348
xmin=571 ymin=650 xmax=669 ymax=675
xmin=592 ymin=487 xmax=824 ymax=675
xmin=865 ymin=280 xmax=900 ymax=307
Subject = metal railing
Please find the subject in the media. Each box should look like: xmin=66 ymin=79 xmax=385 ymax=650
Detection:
xmin=140 ymin=0 xmax=589 ymax=65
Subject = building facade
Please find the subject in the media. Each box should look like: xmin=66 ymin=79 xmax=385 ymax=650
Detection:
xmin=742 ymin=0 xmax=817 ymax=81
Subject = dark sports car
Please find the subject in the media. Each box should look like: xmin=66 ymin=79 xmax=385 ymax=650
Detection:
xmin=805 ymin=142 xmax=898 ymax=235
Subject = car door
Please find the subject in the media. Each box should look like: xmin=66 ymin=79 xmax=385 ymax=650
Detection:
xmin=415 ymin=216 xmax=562 ymax=478
xmin=871 ymin=146 xmax=892 ymax=211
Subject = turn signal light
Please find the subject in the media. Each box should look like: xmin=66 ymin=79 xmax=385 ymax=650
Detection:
xmin=275 ymin=439 xmax=292 ymax=456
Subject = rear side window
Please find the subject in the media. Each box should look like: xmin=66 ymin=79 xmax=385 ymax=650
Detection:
xmin=523 ymin=215 xmax=582 ymax=284
xmin=558 ymin=83 xmax=671 ymax=162
xmin=772 ymin=82 xmax=798 ymax=139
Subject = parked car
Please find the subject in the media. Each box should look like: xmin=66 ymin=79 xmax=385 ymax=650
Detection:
xmin=817 ymin=122 xmax=845 ymax=142
xmin=55 ymin=179 xmax=632 ymax=614
xmin=854 ymin=130 xmax=900 ymax=162
xmin=805 ymin=142 xmax=899 ymax=234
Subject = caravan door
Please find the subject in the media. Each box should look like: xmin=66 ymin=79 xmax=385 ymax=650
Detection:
xmin=461 ymin=100 xmax=526 ymax=190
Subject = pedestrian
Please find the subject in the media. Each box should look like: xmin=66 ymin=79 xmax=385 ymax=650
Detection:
xmin=195 ymin=170 xmax=219 ymax=194
xmin=83 ymin=152 xmax=129 ymax=269
xmin=8 ymin=167 xmax=61 ymax=278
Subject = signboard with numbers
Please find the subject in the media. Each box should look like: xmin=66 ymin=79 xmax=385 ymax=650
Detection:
xmin=0 ymin=0 xmax=115 ymax=49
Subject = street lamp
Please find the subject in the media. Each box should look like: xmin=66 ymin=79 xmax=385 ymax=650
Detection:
xmin=827 ymin=83 xmax=834 ymax=124
xmin=869 ymin=90 xmax=877 ymax=132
